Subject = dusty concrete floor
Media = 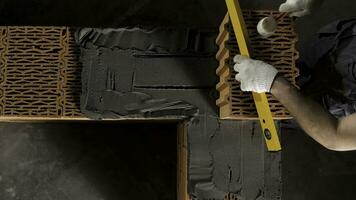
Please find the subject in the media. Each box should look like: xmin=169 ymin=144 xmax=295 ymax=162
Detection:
xmin=1 ymin=0 xmax=356 ymax=200
xmin=0 ymin=122 xmax=177 ymax=200
xmin=282 ymin=123 xmax=356 ymax=200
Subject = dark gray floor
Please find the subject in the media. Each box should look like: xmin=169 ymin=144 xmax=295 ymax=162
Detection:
xmin=0 ymin=0 xmax=280 ymax=28
xmin=1 ymin=0 xmax=356 ymax=200
xmin=0 ymin=122 xmax=177 ymax=200
xmin=282 ymin=123 xmax=356 ymax=200
xmin=1 ymin=0 xmax=354 ymax=52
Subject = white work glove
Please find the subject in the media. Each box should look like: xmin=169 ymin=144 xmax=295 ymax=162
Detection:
xmin=233 ymin=55 xmax=278 ymax=93
xmin=279 ymin=0 xmax=323 ymax=17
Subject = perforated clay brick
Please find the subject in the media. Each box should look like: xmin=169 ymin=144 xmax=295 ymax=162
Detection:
xmin=216 ymin=11 xmax=299 ymax=120
xmin=0 ymin=27 xmax=83 ymax=119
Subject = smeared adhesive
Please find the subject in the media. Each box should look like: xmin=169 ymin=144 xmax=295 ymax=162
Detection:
xmin=76 ymin=26 xmax=281 ymax=200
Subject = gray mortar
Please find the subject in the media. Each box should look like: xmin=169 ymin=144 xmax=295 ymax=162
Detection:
xmin=76 ymin=27 xmax=281 ymax=200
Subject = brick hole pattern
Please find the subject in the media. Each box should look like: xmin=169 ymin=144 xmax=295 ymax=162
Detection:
xmin=0 ymin=27 xmax=83 ymax=118
xmin=216 ymin=10 xmax=299 ymax=119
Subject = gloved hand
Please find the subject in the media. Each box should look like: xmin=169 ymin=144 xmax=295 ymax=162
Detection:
xmin=233 ymin=55 xmax=278 ymax=93
xmin=279 ymin=0 xmax=323 ymax=17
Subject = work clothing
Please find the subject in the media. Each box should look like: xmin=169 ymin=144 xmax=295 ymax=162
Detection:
xmin=279 ymin=0 xmax=322 ymax=17
xmin=301 ymin=19 xmax=356 ymax=117
xmin=233 ymin=55 xmax=278 ymax=93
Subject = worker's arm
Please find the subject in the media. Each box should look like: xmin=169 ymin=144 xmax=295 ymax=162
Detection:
xmin=234 ymin=55 xmax=356 ymax=151
xmin=271 ymin=76 xmax=356 ymax=151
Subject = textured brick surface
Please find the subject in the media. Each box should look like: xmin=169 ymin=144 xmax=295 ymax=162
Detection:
xmin=216 ymin=11 xmax=299 ymax=120
xmin=0 ymin=27 xmax=82 ymax=119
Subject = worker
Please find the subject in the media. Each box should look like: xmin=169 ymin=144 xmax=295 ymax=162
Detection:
xmin=234 ymin=0 xmax=356 ymax=151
